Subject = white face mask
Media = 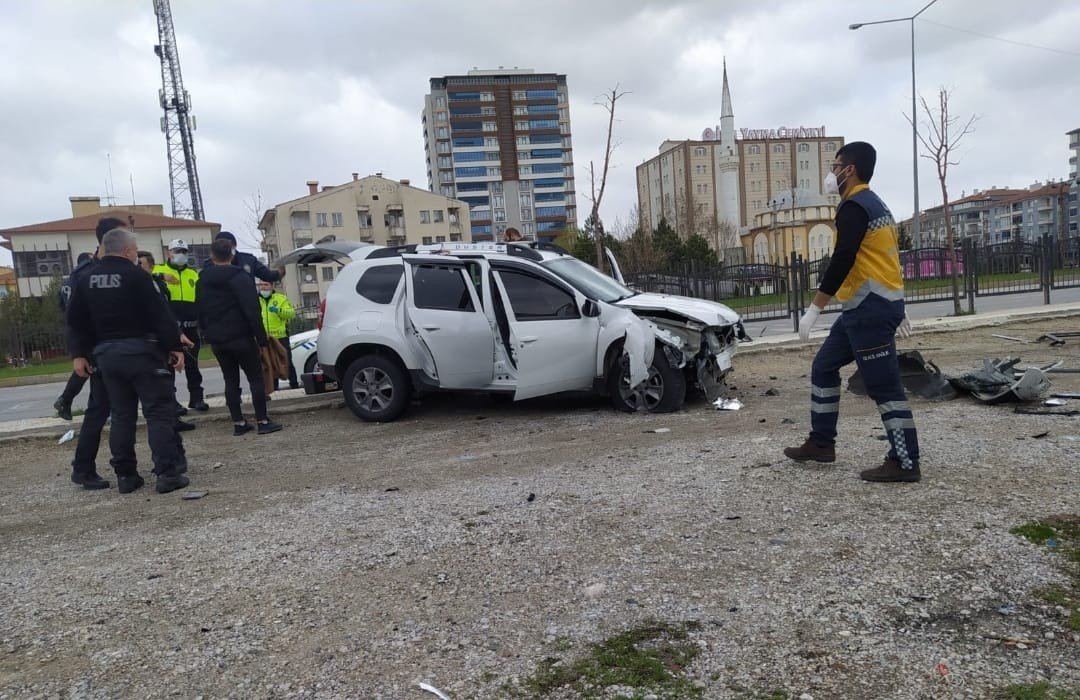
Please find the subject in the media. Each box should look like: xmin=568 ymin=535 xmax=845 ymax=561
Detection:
xmin=823 ymin=172 xmax=840 ymax=196
xmin=259 ymin=290 xmax=272 ymax=298
xmin=172 ymin=253 xmax=189 ymax=267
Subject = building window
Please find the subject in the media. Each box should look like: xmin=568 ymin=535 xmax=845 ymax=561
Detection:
xmin=495 ymin=209 xmax=506 ymax=222
xmin=316 ymin=213 xmax=328 ymax=227
xmin=490 ymin=182 xmax=503 ymax=193
xmin=694 ymin=146 xmax=706 ymax=157
xmin=330 ymin=212 xmax=343 ymax=227
xmin=517 ymin=136 xmax=528 ymax=145
xmin=435 ymin=96 xmax=445 ymax=108
xmin=512 ymin=90 xmax=526 ymax=100
xmin=487 ymin=167 xmax=501 ymax=176
xmin=484 ymin=137 xmax=498 ymax=147
xmin=12 ymin=250 xmax=71 ymax=278
xmin=798 ymin=143 xmax=810 ymax=152
xmin=516 ymin=120 xmax=529 ymax=131
xmin=437 ymin=156 xmax=452 ymax=168
xmin=482 ymin=122 xmax=497 ymax=132
xmin=419 ymin=210 xmax=430 ymax=224
xmin=519 ymin=166 xmax=531 ymax=177
xmin=521 ymin=207 xmax=533 ymax=221
xmin=519 ymin=180 xmax=531 ymax=191
xmin=436 ymin=127 xmax=449 ymax=138
xmin=513 ymin=106 xmax=528 ymax=116
xmin=493 ymin=194 xmax=505 ymax=208
xmin=422 ymin=236 xmax=433 ymax=245
xmin=773 ymin=144 xmax=785 ymax=153
xmin=321 ymin=267 xmax=335 ymax=281
xmin=433 ymin=209 xmax=444 ymax=223
xmin=520 ymin=193 xmax=533 ymax=207
xmin=824 ymin=142 xmax=836 ymax=152
xmin=436 ymin=112 xmax=447 ymax=122
xmin=748 ymin=145 xmax=761 ymax=155
xmin=358 ymin=211 xmax=372 ymax=228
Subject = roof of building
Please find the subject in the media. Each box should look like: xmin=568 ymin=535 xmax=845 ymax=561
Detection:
xmin=261 ymin=174 xmax=469 ymax=215
xmin=995 ymin=182 xmax=1069 ymax=205
xmin=0 ymin=211 xmax=220 ymax=235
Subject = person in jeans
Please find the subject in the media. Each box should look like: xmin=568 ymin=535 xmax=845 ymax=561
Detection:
xmin=196 ymin=239 xmax=283 ymax=436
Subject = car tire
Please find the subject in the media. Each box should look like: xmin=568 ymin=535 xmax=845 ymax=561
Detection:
xmin=303 ymin=354 xmax=319 ymax=375
xmin=608 ymin=344 xmax=686 ymax=414
xmin=342 ymin=354 xmax=410 ymax=422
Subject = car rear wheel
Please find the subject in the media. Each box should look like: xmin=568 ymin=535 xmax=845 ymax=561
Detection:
xmin=343 ymin=355 xmax=410 ymax=422
xmin=303 ymin=353 xmax=319 ymax=375
xmin=609 ymin=344 xmax=686 ymax=413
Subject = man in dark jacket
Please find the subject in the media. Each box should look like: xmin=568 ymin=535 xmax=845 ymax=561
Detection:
xmin=197 ymin=239 xmax=283 ymax=435
xmin=202 ymin=231 xmax=284 ymax=283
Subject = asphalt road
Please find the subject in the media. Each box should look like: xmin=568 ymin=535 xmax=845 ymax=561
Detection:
xmin=2 ymin=286 xmax=1079 ymax=422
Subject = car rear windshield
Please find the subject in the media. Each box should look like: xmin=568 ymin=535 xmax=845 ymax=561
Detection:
xmin=542 ymin=257 xmax=634 ymax=304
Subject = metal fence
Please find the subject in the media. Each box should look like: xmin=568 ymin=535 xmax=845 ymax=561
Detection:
xmin=624 ymin=234 xmax=1080 ymax=331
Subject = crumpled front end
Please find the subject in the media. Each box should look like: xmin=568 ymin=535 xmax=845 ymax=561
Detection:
xmin=638 ymin=314 xmax=745 ymax=402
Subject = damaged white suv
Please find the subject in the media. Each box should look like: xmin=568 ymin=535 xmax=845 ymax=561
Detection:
xmin=279 ymin=241 xmax=747 ymax=422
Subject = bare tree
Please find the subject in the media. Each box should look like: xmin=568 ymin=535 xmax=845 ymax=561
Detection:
xmin=584 ymin=85 xmax=630 ymax=273
xmin=907 ymin=87 xmax=977 ymax=315
xmin=242 ymin=190 xmax=266 ymax=252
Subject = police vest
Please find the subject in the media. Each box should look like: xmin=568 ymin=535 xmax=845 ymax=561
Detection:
xmin=834 ymin=184 xmax=904 ymax=310
xmin=152 ymin=263 xmax=199 ymax=304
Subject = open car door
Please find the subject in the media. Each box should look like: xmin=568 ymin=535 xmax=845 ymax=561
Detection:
xmin=401 ymin=255 xmax=495 ymax=389
xmin=604 ymin=247 xmax=625 ymax=284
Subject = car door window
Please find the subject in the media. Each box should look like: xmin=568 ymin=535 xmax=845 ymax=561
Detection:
xmin=412 ymin=265 xmax=475 ymax=311
xmin=355 ymin=264 xmax=403 ymax=304
xmin=498 ymin=270 xmax=579 ymax=321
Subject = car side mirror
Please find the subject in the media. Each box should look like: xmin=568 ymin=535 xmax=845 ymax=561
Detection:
xmin=582 ymin=299 xmax=601 ymax=317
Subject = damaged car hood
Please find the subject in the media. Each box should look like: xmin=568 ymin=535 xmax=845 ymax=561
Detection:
xmin=614 ymin=292 xmax=741 ymax=327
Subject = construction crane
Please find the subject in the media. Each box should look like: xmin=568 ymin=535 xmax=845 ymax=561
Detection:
xmin=153 ymin=0 xmax=204 ymax=221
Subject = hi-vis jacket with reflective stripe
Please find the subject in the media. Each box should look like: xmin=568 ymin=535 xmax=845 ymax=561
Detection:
xmin=834 ymin=184 xmax=905 ymax=310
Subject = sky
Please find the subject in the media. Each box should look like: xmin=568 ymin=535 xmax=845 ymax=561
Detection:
xmin=1 ymin=0 xmax=1078 ymax=266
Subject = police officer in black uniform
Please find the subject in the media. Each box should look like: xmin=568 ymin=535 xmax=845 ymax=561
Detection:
xmin=66 ymin=217 xmax=127 ymax=490
xmin=67 ymin=228 xmax=191 ymax=494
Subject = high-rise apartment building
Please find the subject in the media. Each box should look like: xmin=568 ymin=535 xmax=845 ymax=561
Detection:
xmin=1068 ymin=127 xmax=1079 ymax=237
xmin=636 ymin=64 xmax=843 ymax=256
xmin=422 ymin=69 xmax=577 ymax=242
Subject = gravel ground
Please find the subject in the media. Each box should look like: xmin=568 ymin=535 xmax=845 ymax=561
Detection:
xmin=1 ymin=317 xmax=1078 ymax=699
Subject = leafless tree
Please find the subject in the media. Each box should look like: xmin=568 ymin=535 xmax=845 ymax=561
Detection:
xmin=908 ymin=87 xmax=978 ymax=316
xmin=242 ymin=190 xmax=266 ymax=252
xmin=584 ymin=85 xmax=630 ymax=273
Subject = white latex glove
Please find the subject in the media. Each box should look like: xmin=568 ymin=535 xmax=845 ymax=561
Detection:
xmin=799 ymin=304 xmax=822 ymax=342
xmin=896 ymin=316 xmax=913 ymax=339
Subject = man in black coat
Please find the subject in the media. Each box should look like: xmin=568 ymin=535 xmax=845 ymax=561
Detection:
xmin=202 ymin=231 xmax=284 ymax=283
xmin=197 ymin=238 xmax=283 ymax=436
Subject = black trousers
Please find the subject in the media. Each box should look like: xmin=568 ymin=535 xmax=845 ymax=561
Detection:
xmin=59 ymin=371 xmax=88 ymax=404
xmin=212 ymin=337 xmax=267 ymax=423
xmin=179 ymin=322 xmax=204 ymax=403
xmin=94 ymin=341 xmax=182 ymax=478
xmin=71 ymin=370 xmax=109 ymax=477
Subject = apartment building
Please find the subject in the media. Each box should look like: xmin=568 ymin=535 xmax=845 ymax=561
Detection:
xmin=636 ymin=63 xmax=843 ymax=257
xmin=259 ymin=173 xmax=472 ymax=308
xmin=422 ymin=68 xmax=577 ymax=243
xmin=0 ymin=197 xmax=218 ymax=297
xmin=1068 ymin=127 xmax=1079 ymax=237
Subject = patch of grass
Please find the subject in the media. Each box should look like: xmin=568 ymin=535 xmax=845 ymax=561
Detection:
xmin=996 ymin=682 xmax=1080 ymax=699
xmin=1012 ymin=522 xmax=1059 ymax=546
xmin=1011 ymin=516 xmax=1080 ymax=632
xmin=0 ymin=358 xmax=72 ymax=380
xmin=516 ymin=620 xmax=704 ymax=699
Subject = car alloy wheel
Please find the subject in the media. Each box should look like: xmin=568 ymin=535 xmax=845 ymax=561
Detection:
xmin=618 ymin=365 xmax=664 ymax=412
xmin=353 ymin=366 xmax=394 ymax=413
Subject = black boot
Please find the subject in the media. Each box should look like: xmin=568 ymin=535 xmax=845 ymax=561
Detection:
xmin=71 ymin=471 xmax=110 ymax=490
xmin=155 ymin=470 xmax=190 ymax=494
xmin=233 ymin=421 xmax=254 ymax=437
xmin=54 ymin=397 xmax=73 ymax=421
xmin=174 ymin=418 xmax=196 ymax=432
xmin=257 ymin=420 xmax=283 ymax=435
xmin=189 ymin=397 xmax=209 ymax=412
xmin=117 ymin=473 xmax=145 ymax=494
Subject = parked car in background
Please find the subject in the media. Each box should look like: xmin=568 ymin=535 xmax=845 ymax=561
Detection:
xmin=289 ymin=329 xmax=320 ymax=376
xmin=276 ymin=241 xmax=747 ymax=421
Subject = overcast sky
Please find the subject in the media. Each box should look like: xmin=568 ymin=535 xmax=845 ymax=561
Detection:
xmin=2 ymin=0 xmax=1078 ymax=266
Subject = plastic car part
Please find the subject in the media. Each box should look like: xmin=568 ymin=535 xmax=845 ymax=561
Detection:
xmin=848 ymin=350 xmax=957 ymax=401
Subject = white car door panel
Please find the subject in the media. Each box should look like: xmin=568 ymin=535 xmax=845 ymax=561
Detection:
xmin=492 ymin=267 xmax=599 ymax=400
xmin=404 ymin=259 xmax=494 ymax=389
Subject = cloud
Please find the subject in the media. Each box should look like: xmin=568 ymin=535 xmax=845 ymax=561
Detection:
xmin=1 ymin=0 xmax=1078 ymax=267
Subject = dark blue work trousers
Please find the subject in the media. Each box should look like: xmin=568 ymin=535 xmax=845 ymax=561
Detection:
xmin=94 ymin=341 xmax=183 ymax=478
xmin=809 ymin=295 xmax=920 ymax=470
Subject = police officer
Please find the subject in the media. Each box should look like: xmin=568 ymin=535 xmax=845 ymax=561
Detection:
xmin=139 ymin=250 xmax=197 ymax=434
xmin=256 ymin=280 xmax=297 ymax=390
xmin=67 ymin=228 xmax=190 ymax=494
xmin=53 ymin=252 xmax=94 ymax=420
xmin=65 ymin=217 xmax=127 ymax=490
xmin=153 ymin=239 xmax=208 ymax=412
xmin=202 ymin=231 xmax=284 ymax=283
xmin=783 ymin=142 xmax=920 ymax=483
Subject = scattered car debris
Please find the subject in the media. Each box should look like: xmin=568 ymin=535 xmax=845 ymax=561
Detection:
xmin=1051 ymin=391 xmax=1080 ymax=399
xmin=418 ymin=682 xmax=451 ymax=700
xmin=1031 ymin=432 xmax=1050 ymax=439
xmin=714 ymin=397 xmax=743 ymax=411
xmin=644 ymin=427 xmax=671 ymax=433
xmin=182 ymin=491 xmax=207 ymax=500
xmin=1014 ymin=407 xmax=1080 ymax=417
xmin=991 ymin=334 xmax=1029 ymax=343
xmin=848 ymin=351 xmax=957 ymax=401
xmin=1044 ymin=398 xmax=1069 ymax=407
xmin=57 ymin=429 xmax=76 ymax=445
xmin=781 ymin=418 xmax=797 ymax=424
xmin=951 ymin=358 xmax=1050 ymax=404
xmin=764 ymin=388 xmax=780 ymax=396
xmin=1036 ymin=333 xmax=1066 ymax=346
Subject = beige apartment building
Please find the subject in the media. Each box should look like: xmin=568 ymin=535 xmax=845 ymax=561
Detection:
xmin=635 ymin=65 xmax=843 ymax=257
xmin=259 ymin=173 xmax=473 ymax=309
xmin=0 ymin=197 xmax=218 ymax=297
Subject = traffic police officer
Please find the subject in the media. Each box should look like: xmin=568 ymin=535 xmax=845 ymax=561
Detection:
xmin=256 ymin=279 xmax=298 ymax=389
xmin=153 ymin=239 xmax=208 ymax=412
xmin=67 ymin=228 xmax=191 ymax=494
xmin=783 ymin=142 xmax=921 ymax=483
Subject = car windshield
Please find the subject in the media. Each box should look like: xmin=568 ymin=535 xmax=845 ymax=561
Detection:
xmin=542 ymin=256 xmax=635 ymax=303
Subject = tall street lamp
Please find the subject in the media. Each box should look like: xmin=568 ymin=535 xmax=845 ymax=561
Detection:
xmin=850 ymin=0 xmax=939 ymax=249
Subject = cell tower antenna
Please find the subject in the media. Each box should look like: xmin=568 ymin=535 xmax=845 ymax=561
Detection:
xmin=153 ymin=0 xmax=204 ymax=220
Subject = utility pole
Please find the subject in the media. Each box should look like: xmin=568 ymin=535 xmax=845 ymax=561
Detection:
xmin=153 ymin=0 xmax=204 ymax=221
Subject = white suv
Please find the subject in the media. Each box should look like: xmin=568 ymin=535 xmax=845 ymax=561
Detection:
xmin=278 ymin=241 xmax=747 ymax=422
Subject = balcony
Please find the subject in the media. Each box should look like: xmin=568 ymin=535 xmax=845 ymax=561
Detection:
xmin=388 ymin=226 xmax=406 ymax=241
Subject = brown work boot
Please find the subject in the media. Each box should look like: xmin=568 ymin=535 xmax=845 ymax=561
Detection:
xmin=860 ymin=458 xmax=921 ymax=483
xmin=783 ymin=440 xmax=836 ymax=463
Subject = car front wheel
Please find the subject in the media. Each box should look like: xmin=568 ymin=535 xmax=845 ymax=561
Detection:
xmin=342 ymin=354 xmax=410 ymax=422
xmin=609 ymin=344 xmax=686 ymax=413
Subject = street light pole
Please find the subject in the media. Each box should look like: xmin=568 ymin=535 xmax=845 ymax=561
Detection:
xmin=850 ymin=0 xmax=938 ymax=249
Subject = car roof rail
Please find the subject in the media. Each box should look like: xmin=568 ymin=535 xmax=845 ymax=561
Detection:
xmin=531 ymin=241 xmax=569 ymax=255
xmin=368 ymin=244 xmax=417 ymax=259
xmin=506 ymin=243 xmax=544 ymax=262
